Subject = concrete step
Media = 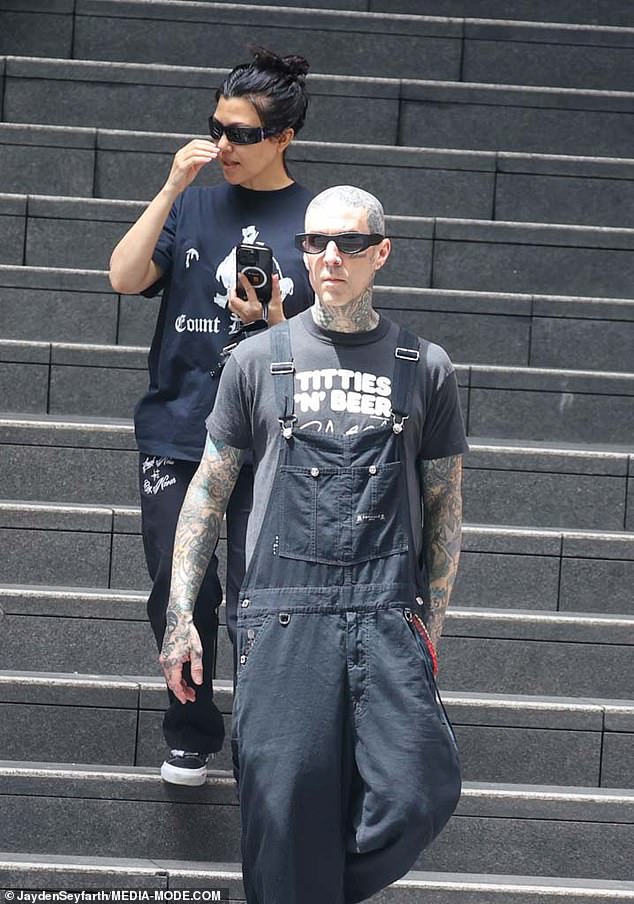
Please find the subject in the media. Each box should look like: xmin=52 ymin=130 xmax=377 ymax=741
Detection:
xmin=7 ymin=124 xmax=634 ymax=230
xmin=0 ymin=503 xmax=151 ymax=591
xmin=368 ymin=1 xmax=634 ymax=27
xmin=426 ymin=217 xmax=634 ymax=299
xmin=0 ymin=265 xmax=130 ymax=345
xmin=0 ymin=669 xmax=632 ymax=789
xmin=5 ymin=56 xmax=634 ymax=155
xmin=398 ymin=80 xmax=634 ymax=157
xmin=456 ymin=525 xmax=634 ymax=616
xmin=2 ymin=265 xmax=633 ymax=374
xmin=0 ymin=55 xmax=397 ymax=145
xmin=0 ymin=762 xmax=632 ymax=880
xmin=2 ymin=499 xmax=633 ymax=613
xmin=7 ymin=1 xmax=634 ymax=93
xmin=461 ymin=439 xmax=632 ymax=532
xmin=5 ymin=195 xmax=634 ymax=298
xmin=0 ymin=418 xmax=631 ymax=529
xmin=6 ymin=0 xmax=634 ymax=31
xmin=164 ymin=0 xmax=634 ymax=29
xmin=0 ymin=339 xmax=147 ymax=420
xmin=462 ymin=365 xmax=634 ymax=445
xmin=0 ymin=1 xmax=75 ymax=60
xmin=2 ymin=580 xmax=632 ymax=697
xmin=10 ymin=2 xmax=461 ymax=82
xmin=2 ymin=337 xmax=632 ymax=444
xmin=3 ymin=854 xmax=634 ymax=904
xmin=378 ymin=287 xmax=634 ymax=374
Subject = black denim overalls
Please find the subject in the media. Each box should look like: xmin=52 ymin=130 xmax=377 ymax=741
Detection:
xmin=232 ymin=322 xmax=462 ymax=904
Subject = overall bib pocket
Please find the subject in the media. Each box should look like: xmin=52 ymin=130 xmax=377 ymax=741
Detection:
xmin=279 ymin=461 xmax=409 ymax=565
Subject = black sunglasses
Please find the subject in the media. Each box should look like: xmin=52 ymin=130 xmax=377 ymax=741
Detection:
xmin=295 ymin=232 xmax=386 ymax=255
xmin=208 ymin=116 xmax=278 ymax=145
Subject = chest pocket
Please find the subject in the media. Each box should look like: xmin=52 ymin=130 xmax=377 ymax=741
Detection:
xmin=278 ymin=460 xmax=409 ymax=566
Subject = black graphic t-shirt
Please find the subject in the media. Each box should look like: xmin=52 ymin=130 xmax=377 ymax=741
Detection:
xmin=207 ymin=309 xmax=469 ymax=567
xmin=135 ymin=181 xmax=314 ymax=461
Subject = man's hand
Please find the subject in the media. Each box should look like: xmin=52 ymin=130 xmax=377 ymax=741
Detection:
xmin=229 ymin=272 xmax=285 ymax=326
xmin=159 ymin=612 xmax=203 ymax=703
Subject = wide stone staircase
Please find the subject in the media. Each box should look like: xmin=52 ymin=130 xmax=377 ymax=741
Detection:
xmin=1 ymin=1 xmax=633 ymax=901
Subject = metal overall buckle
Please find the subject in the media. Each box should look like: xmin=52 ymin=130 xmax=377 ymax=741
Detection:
xmin=270 ymin=361 xmax=295 ymax=375
xmin=392 ymin=412 xmax=409 ymax=434
xmin=270 ymin=360 xmax=296 ymax=438
xmin=209 ymin=340 xmax=239 ymax=378
xmin=278 ymin=415 xmax=297 ymax=439
xmin=395 ymin=346 xmax=420 ymax=362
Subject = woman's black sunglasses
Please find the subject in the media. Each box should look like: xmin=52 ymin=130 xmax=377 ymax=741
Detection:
xmin=295 ymin=232 xmax=386 ymax=255
xmin=208 ymin=116 xmax=278 ymax=145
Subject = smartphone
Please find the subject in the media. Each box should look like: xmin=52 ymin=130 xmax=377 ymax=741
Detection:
xmin=236 ymin=242 xmax=273 ymax=318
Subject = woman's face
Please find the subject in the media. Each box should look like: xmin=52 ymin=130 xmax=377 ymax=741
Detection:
xmin=212 ymin=96 xmax=291 ymax=190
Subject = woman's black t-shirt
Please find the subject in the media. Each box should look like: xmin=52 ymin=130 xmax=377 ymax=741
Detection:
xmin=135 ymin=181 xmax=314 ymax=461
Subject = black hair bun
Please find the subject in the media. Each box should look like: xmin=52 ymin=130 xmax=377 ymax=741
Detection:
xmin=249 ymin=45 xmax=310 ymax=80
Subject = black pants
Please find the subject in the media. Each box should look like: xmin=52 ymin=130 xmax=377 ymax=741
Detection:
xmin=139 ymin=455 xmax=252 ymax=753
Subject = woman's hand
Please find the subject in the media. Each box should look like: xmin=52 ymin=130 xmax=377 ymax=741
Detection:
xmin=229 ymin=272 xmax=285 ymax=326
xmin=163 ymin=139 xmax=220 ymax=196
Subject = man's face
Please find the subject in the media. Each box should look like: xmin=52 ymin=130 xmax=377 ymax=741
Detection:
xmin=303 ymin=203 xmax=391 ymax=306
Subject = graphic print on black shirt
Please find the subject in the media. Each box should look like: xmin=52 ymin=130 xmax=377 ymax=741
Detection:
xmin=213 ymin=224 xmax=298 ymax=337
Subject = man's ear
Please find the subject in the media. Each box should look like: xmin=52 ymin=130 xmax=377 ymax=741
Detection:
xmin=373 ymin=237 xmax=391 ymax=272
xmin=303 ymin=252 xmax=309 ymax=272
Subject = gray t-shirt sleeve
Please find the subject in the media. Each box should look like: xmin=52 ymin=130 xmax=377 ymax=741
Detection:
xmin=419 ymin=362 xmax=469 ymax=461
xmin=205 ymin=354 xmax=254 ymax=450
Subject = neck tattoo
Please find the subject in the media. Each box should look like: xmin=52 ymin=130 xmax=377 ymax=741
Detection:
xmin=312 ymin=288 xmax=379 ymax=333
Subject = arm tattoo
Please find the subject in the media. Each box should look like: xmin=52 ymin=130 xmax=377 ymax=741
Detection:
xmin=420 ymin=455 xmax=463 ymax=650
xmin=161 ymin=435 xmax=244 ymax=659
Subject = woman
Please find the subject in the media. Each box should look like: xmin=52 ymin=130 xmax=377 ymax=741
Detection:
xmin=109 ymin=47 xmax=314 ymax=786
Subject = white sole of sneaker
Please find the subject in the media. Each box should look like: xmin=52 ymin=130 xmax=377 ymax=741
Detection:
xmin=160 ymin=760 xmax=207 ymax=786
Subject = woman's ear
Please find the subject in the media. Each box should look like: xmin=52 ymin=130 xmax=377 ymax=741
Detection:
xmin=276 ymin=127 xmax=295 ymax=153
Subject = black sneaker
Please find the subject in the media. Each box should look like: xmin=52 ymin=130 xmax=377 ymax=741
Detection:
xmin=160 ymin=749 xmax=209 ymax=786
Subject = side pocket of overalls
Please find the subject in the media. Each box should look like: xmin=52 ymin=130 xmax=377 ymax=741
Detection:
xmin=403 ymin=608 xmax=460 ymax=754
xmin=233 ymin=613 xmax=276 ymax=787
xmin=236 ymin=614 xmax=275 ymax=683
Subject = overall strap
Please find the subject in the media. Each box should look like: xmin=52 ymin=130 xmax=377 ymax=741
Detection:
xmin=391 ymin=326 xmax=421 ymax=434
xmin=269 ymin=321 xmax=296 ymax=438
xmin=392 ymin=326 xmax=426 ymax=600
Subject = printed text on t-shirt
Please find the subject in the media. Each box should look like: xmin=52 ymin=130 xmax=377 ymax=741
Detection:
xmin=294 ymin=369 xmax=392 ymax=419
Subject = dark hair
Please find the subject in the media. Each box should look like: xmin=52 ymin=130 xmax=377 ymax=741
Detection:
xmin=215 ymin=45 xmax=310 ymax=137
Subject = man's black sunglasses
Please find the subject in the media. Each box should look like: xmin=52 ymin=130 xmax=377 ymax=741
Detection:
xmin=295 ymin=232 xmax=386 ymax=255
xmin=208 ymin=116 xmax=279 ymax=145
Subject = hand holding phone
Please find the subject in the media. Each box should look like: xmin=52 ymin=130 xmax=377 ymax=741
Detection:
xmin=236 ymin=242 xmax=273 ymax=320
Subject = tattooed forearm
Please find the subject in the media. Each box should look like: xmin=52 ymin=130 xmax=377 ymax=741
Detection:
xmin=162 ymin=435 xmax=243 ymax=654
xmin=312 ymin=286 xmax=379 ymax=333
xmin=420 ymin=455 xmax=463 ymax=650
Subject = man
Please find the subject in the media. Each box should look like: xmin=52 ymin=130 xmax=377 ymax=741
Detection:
xmin=161 ymin=186 xmax=468 ymax=904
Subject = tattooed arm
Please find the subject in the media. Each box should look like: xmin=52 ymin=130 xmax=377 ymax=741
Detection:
xmin=420 ymin=455 xmax=463 ymax=652
xmin=160 ymin=434 xmax=244 ymax=703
